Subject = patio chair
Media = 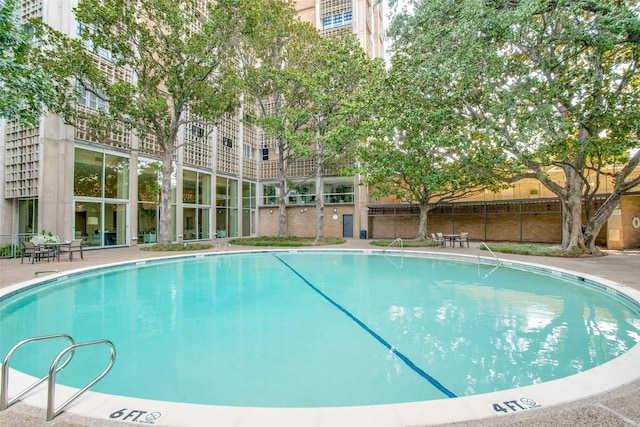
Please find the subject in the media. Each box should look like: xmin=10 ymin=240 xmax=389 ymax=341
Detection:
xmin=58 ymin=239 xmax=84 ymax=261
xmin=21 ymin=241 xmax=48 ymax=264
xmin=455 ymin=232 xmax=470 ymax=248
xmin=433 ymin=233 xmax=446 ymax=248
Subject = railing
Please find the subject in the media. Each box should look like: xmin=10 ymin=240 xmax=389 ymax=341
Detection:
xmin=47 ymin=339 xmax=116 ymax=421
xmin=384 ymin=238 xmax=404 ymax=252
xmin=477 ymin=242 xmax=502 ymax=265
xmin=0 ymin=233 xmax=33 ymax=259
xmin=0 ymin=334 xmax=116 ymax=421
xmin=1 ymin=334 xmax=75 ymax=411
xmin=477 ymin=242 xmax=503 ymax=279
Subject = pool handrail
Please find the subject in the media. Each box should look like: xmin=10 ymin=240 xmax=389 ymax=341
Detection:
xmin=47 ymin=339 xmax=116 ymax=421
xmin=1 ymin=334 xmax=75 ymax=411
xmin=477 ymin=242 xmax=502 ymax=266
xmin=384 ymin=238 xmax=404 ymax=252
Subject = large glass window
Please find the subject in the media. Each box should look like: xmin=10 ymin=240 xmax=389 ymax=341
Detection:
xmin=74 ymin=148 xmax=102 ymax=197
xmin=242 ymin=182 xmax=256 ymax=236
xmin=138 ymin=160 xmax=160 ymax=243
xmin=261 ymin=183 xmax=279 ymax=206
xmin=324 ymin=182 xmax=354 ymax=204
xmin=18 ymin=199 xmax=38 ymax=234
xmin=182 ymin=169 xmax=211 ymax=241
xmin=74 ymin=147 xmax=129 ymax=246
xmin=216 ymin=176 xmax=238 ymax=238
xmin=105 ymin=154 xmax=129 ymax=199
xmin=74 ymin=147 xmax=129 ymax=199
xmin=74 ymin=201 xmax=101 ymax=246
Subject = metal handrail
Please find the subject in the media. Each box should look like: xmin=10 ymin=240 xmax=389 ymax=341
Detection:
xmin=35 ymin=269 xmax=59 ymax=277
xmin=384 ymin=238 xmax=404 ymax=252
xmin=1 ymin=334 xmax=75 ymax=410
xmin=478 ymin=242 xmax=503 ymax=265
xmin=47 ymin=339 xmax=116 ymax=421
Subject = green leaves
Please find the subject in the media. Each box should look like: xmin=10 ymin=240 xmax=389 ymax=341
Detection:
xmin=0 ymin=0 xmax=58 ymax=126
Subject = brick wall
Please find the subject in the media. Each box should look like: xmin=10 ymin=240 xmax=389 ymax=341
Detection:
xmin=258 ymin=206 xmax=355 ymax=237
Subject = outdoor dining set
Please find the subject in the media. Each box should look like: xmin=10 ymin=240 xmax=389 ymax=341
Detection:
xmin=431 ymin=232 xmax=470 ymax=248
xmin=20 ymin=239 xmax=84 ymax=264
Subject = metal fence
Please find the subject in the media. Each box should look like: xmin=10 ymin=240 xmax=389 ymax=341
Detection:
xmin=0 ymin=234 xmax=33 ymax=259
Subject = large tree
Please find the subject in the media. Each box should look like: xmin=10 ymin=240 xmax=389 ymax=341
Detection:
xmin=359 ymin=65 xmax=505 ymax=240
xmin=389 ymin=0 xmax=640 ymax=253
xmin=303 ymin=34 xmax=384 ymax=241
xmin=241 ymin=1 xmax=322 ymax=237
xmin=0 ymin=0 xmax=57 ymax=126
xmin=35 ymin=0 xmax=255 ymax=243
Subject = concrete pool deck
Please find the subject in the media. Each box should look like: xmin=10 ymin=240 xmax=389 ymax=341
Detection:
xmin=1 ymin=239 xmax=639 ymax=426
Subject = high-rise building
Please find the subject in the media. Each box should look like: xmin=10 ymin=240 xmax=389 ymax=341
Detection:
xmin=0 ymin=0 xmax=385 ymax=246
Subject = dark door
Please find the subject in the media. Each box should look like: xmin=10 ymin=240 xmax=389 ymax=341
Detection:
xmin=342 ymin=214 xmax=353 ymax=237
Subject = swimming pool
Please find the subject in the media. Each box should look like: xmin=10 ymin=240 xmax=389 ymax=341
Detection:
xmin=2 ymin=250 xmax=640 ymax=425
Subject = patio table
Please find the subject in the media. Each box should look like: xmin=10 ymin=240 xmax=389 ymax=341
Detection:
xmin=443 ymin=234 xmax=461 ymax=247
xmin=42 ymin=241 xmax=72 ymax=261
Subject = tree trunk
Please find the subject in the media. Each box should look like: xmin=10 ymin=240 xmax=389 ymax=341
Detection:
xmin=315 ymin=143 xmax=325 ymax=242
xmin=315 ymin=176 xmax=324 ymax=242
xmin=278 ymin=177 xmax=287 ymax=237
xmin=158 ymin=149 xmax=174 ymax=244
xmin=278 ymin=138 xmax=288 ymax=237
xmin=558 ymin=166 xmax=586 ymax=251
xmin=416 ymin=198 xmax=429 ymax=240
xmin=583 ymin=192 xmax=621 ymax=254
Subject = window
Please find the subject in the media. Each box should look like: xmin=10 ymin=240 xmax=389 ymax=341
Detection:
xmin=324 ymin=182 xmax=354 ymax=204
xmin=77 ymin=23 xmax=112 ymax=60
xmin=243 ymin=144 xmax=253 ymax=159
xmin=322 ymin=11 xmax=353 ymax=30
xmin=222 ymin=137 xmax=233 ymax=148
xmin=262 ymin=184 xmax=279 ymax=206
xmin=183 ymin=170 xmax=212 ymax=240
xmin=77 ymin=81 xmax=108 ymax=110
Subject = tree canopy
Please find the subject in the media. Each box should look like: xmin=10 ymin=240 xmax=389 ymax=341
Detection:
xmin=35 ymin=0 xmax=262 ymax=243
xmin=388 ymin=0 xmax=640 ymax=252
xmin=0 ymin=0 xmax=57 ymax=126
xmin=359 ymin=61 xmax=506 ymax=240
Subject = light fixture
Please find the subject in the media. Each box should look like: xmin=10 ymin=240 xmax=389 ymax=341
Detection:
xmin=269 ymin=209 xmax=273 ymax=214
xmin=333 ymin=208 xmax=337 ymax=213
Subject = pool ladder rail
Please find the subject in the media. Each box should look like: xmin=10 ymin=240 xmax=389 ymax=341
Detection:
xmin=0 ymin=334 xmax=116 ymax=421
xmin=477 ymin=242 xmax=504 ymax=278
xmin=383 ymin=238 xmax=404 ymax=252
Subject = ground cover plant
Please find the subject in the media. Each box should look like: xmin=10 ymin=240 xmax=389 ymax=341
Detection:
xmin=229 ymin=236 xmax=345 ymax=246
xmin=141 ymin=243 xmax=213 ymax=252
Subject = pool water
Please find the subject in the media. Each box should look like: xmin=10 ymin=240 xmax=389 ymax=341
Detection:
xmin=1 ymin=251 xmax=639 ymax=407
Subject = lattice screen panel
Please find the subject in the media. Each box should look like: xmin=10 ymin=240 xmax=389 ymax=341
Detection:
xmin=321 ymin=0 xmax=351 ymax=16
xmin=75 ymin=57 xmax=133 ymax=148
xmin=183 ymin=129 xmax=212 ymax=168
xmin=4 ymin=123 xmax=40 ymax=198
xmin=74 ymin=105 xmax=131 ymax=148
xmin=320 ymin=27 xmax=351 ymax=38
xmin=243 ymin=119 xmax=259 ymax=179
xmin=288 ymin=158 xmax=316 ymax=177
xmin=260 ymin=160 xmax=280 ymax=180
xmin=243 ymin=158 xmax=257 ymax=179
xmin=216 ymin=114 xmax=239 ymax=175
xmin=20 ymin=0 xmax=43 ymax=20
xmin=139 ymin=133 xmax=162 ymax=157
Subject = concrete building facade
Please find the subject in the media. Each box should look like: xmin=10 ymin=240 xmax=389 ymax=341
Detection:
xmin=0 ymin=0 xmax=385 ymax=247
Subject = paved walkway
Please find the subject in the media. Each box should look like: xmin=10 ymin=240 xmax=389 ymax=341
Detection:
xmin=1 ymin=240 xmax=640 ymax=426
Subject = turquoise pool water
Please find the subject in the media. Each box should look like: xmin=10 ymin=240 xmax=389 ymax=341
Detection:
xmin=1 ymin=251 xmax=640 ymax=408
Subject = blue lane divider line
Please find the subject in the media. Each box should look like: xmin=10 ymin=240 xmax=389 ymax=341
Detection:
xmin=274 ymin=255 xmax=457 ymax=399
